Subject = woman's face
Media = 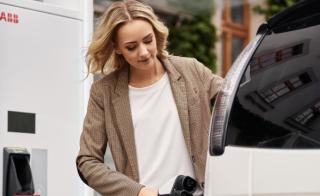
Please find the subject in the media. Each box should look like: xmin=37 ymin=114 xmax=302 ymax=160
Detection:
xmin=114 ymin=19 xmax=158 ymax=71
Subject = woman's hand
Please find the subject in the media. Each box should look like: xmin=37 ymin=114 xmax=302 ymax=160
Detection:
xmin=138 ymin=187 xmax=158 ymax=196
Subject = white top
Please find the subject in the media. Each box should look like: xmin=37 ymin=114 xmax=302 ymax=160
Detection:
xmin=129 ymin=72 xmax=195 ymax=193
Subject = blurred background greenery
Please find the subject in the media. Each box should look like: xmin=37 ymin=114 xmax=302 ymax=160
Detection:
xmin=254 ymin=0 xmax=300 ymax=20
xmin=167 ymin=12 xmax=217 ymax=71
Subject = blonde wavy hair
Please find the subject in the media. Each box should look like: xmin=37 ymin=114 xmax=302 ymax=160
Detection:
xmin=86 ymin=0 xmax=169 ymax=74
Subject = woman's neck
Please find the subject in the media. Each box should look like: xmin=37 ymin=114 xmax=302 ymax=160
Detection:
xmin=129 ymin=58 xmax=165 ymax=88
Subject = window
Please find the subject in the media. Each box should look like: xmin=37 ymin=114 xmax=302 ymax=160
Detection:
xmin=222 ymin=0 xmax=250 ymax=76
xmin=287 ymin=100 xmax=320 ymax=133
xmin=251 ymin=43 xmax=305 ymax=74
xmin=250 ymin=72 xmax=312 ymax=106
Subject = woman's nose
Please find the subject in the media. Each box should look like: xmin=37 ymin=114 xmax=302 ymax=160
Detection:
xmin=138 ymin=45 xmax=148 ymax=57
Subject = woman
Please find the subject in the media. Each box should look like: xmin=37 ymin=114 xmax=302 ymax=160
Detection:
xmin=76 ymin=0 xmax=224 ymax=195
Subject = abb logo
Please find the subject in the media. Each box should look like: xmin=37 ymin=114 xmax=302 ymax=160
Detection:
xmin=0 ymin=11 xmax=19 ymax=24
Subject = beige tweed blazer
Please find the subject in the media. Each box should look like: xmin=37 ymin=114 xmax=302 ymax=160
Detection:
xmin=76 ymin=55 xmax=224 ymax=196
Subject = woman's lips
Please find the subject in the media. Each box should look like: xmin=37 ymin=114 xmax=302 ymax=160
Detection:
xmin=139 ymin=58 xmax=150 ymax=63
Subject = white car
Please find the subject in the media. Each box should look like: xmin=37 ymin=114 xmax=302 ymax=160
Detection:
xmin=205 ymin=0 xmax=320 ymax=195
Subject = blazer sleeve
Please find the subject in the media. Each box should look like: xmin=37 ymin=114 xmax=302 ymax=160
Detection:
xmin=76 ymin=83 xmax=144 ymax=196
xmin=192 ymin=58 xmax=224 ymax=106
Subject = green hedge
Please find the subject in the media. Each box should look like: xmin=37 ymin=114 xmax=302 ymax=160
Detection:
xmin=254 ymin=0 xmax=300 ymax=20
xmin=167 ymin=12 xmax=217 ymax=72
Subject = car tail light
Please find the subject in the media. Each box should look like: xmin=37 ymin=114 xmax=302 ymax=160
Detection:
xmin=209 ymin=34 xmax=264 ymax=156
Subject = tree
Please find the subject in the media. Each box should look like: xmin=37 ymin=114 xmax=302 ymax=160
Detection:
xmin=167 ymin=12 xmax=217 ymax=71
xmin=254 ymin=0 xmax=300 ymax=20
xmin=167 ymin=0 xmax=213 ymax=15
xmin=166 ymin=0 xmax=217 ymax=72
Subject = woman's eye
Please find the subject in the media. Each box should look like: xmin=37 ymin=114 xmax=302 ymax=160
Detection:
xmin=144 ymin=39 xmax=152 ymax=44
xmin=126 ymin=46 xmax=136 ymax=51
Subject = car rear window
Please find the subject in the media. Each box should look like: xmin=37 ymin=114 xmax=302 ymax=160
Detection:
xmin=226 ymin=23 xmax=320 ymax=149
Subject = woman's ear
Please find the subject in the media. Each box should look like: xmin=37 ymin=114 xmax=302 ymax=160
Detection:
xmin=115 ymin=49 xmax=122 ymax=55
xmin=112 ymin=42 xmax=122 ymax=55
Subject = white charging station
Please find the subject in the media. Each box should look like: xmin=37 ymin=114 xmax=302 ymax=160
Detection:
xmin=0 ymin=0 xmax=94 ymax=195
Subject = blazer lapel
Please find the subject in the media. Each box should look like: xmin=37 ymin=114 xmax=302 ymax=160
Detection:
xmin=111 ymin=66 xmax=139 ymax=181
xmin=161 ymin=57 xmax=192 ymax=155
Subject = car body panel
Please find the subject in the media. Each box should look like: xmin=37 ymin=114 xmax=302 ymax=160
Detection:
xmin=205 ymin=147 xmax=320 ymax=196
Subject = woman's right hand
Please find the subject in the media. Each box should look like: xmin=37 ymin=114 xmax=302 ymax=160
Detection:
xmin=138 ymin=187 xmax=158 ymax=196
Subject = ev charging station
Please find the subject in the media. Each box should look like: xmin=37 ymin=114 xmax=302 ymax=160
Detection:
xmin=0 ymin=0 xmax=94 ymax=195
